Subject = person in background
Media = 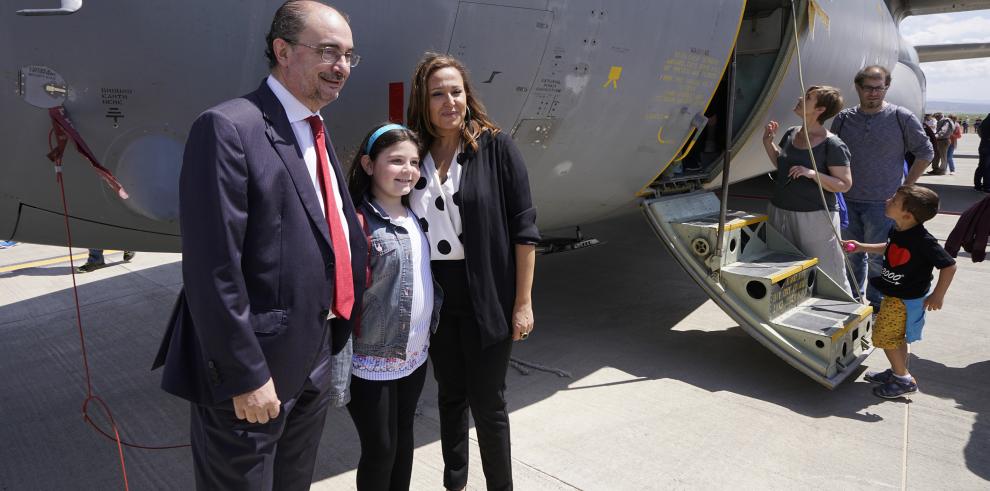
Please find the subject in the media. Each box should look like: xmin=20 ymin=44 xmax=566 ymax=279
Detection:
xmin=946 ymin=114 xmax=962 ymax=175
xmin=920 ymin=116 xmax=939 ymax=172
xmin=407 ymin=52 xmax=539 ymax=491
xmin=976 ymin=113 xmax=990 ymax=193
xmin=927 ymin=112 xmax=954 ymax=176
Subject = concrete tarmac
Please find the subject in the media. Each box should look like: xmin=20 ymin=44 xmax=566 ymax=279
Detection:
xmin=1 ymin=135 xmax=987 ymax=490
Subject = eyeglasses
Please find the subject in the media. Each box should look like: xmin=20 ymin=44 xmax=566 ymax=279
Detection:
xmin=289 ymin=41 xmax=361 ymax=67
xmin=858 ymin=84 xmax=887 ymax=94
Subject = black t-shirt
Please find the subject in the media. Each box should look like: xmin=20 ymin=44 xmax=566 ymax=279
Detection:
xmin=870 ymin=224 xmax=955 ymax=299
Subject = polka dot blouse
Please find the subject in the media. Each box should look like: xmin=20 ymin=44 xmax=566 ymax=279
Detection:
xmin=410 ymin=149 xmax=465 ymax=260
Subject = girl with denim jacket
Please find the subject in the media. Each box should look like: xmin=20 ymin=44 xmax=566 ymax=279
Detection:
xmin=345 ymin=123 xmax=443 ymax=491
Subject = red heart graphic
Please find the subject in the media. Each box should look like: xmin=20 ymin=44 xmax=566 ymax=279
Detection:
xmin=888 ymin=243 xmax=912 ymax=268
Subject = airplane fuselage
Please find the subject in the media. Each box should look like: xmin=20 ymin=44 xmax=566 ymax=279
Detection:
xmin=0 ymin=0 xmax=926 ymax=251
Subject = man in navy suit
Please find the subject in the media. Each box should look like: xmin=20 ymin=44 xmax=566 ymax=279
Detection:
xmin=152 ymin=2 xmax=366 ymax=488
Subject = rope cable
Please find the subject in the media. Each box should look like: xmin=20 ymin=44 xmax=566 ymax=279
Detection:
xmin=788 ymin=0 xmax=867 ymax=305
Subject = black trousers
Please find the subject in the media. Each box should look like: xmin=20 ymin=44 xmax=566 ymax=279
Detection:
xmin=190 ymin=332 xmax=334 ymax=491
xmin=975 ymin=146 xmax=990 ymax=190
xmin=346 ymin=363 xmax=429 ymax=491
xmin=430 ymin=260 xmax=514 ymax=491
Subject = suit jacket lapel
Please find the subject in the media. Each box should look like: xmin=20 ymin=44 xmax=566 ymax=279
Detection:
xmin=257 ymin=82 xmax=332 ymax=247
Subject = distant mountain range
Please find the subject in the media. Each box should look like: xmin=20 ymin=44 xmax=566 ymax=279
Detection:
xmin=926 ymin=100 xmax=990 ymax=115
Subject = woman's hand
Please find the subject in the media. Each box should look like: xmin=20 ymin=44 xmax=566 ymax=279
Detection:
xmin=788 ymin=165 xmax=816 ymax=180
xmin=512 ymin=300 xmax=534 ymax=341
xmin=763 ymin=121 xmax=779 ymax=143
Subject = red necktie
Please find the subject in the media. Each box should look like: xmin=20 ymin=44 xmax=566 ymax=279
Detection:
xmin=306 ymin=116 xmax=354 ymax=319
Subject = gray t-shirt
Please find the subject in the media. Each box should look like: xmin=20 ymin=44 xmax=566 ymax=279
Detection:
xmin=831 ymin=103 xmax=934 ymax=202
xmin=771 ymin=127 xmax=851 ymax=212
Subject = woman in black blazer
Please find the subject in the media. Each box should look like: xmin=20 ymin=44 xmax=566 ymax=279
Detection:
xmin=407 ymin=52 xmax=539 ymax=491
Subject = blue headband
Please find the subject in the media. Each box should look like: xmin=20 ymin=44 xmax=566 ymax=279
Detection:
xmin=366 ymin=124 xmax=408 ymax=154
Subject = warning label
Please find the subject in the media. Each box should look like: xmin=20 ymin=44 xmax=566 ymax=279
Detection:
xmin=101 ymin=88 xmax=133 ymax=106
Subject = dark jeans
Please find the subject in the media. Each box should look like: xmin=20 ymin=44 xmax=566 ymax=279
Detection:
xmin=976 ymin=146 xmax=990 ymax=190
xmin=346 ymin=363 xmax=429 ymax=491
xmin=190 ymin=331 xmax=335 ymax=490
xmin=88 ymin=249 xmax=104 ymax=264
xmin=841 ymin=199 xmax=892 ymax=308
xmin=430 ymin=260 xmax=513 ymax=491
xmin=947 ymin=141 xmax=957 ymax=173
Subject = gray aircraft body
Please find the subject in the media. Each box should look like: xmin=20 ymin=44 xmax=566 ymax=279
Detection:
xmin=2 ymin=0 xmax=987 ymax=386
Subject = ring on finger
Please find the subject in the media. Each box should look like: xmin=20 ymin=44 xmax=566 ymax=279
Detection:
xmin=520 ymin=331 xmax=529 ymax=340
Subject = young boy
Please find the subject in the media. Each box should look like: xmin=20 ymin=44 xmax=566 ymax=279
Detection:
xmin=842 ymin=185 xmax=957 ymax=398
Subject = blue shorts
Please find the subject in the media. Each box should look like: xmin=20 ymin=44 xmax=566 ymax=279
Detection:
xmin=871 ymin=296 xmax=926 ymax=349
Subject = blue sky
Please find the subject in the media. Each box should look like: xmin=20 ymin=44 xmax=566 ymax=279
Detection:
xmin=901 ymin=11 xmax=990 ymax=102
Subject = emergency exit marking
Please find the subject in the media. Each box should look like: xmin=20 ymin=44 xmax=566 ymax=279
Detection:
xmin=602 ymin=66 xmax=622 ymax=89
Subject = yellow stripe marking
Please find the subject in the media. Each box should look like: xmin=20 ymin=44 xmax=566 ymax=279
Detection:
xmin=0 ymin=250 xmax=121 ymax=273
xmin=723 ymin=214 xmax=768 ymax=231
xmin=768 ymin=257 xmax=818 ymax=284
xmin=671 ymin=214 xmax=768 ymax=229
xmin=830 ymin=305 xmax=874 ymax=342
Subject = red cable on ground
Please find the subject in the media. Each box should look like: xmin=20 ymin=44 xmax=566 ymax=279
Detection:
xmin=46 ymin=113 xmax=191 ymax=490
xmin=52 ymin=151 xmax=130 ymax=491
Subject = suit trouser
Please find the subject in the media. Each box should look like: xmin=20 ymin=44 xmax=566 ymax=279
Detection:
xmin=190 ymin=331 xmax=335 ymax=491
xmin=430 ymin=260 xmax=514 ymax=491
xmin=347 ymin=363 xmax=429 ymax=491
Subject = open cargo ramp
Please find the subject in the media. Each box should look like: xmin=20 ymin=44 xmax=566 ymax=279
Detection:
xmin=642 ymin=191 xmax=873 ymax=388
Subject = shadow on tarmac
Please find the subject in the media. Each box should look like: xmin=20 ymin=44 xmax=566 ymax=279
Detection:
xmin=1 ymin=205 xmax=986 ymax=487
xmin=910 ymin=356 xmax=990 ymax=480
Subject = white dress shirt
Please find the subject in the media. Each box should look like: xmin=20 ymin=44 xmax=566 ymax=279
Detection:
xmin=267 ymin=75 xmax=350 ymax=252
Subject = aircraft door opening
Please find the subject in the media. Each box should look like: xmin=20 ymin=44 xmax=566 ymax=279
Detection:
xmin=447 ymin=3 xmax=553 ymax=130
xmin=653 ymin=0 xmax=794 ymax=194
